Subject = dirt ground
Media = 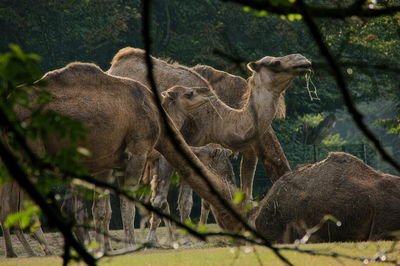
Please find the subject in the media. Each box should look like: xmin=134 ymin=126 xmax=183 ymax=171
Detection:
xmin=0 ymin=224 xmax=230 ymax=258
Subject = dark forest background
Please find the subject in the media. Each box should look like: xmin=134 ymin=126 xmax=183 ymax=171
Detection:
xmin=1 ymin=0 xmax=399 ymax=226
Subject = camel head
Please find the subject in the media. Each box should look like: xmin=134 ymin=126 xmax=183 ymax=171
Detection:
xmin=247 ymin=54 xmax=312 ymax=94
xmin=161 ymin=85 xmax=214 ymax=127
xmin=193 ymin=144 xmax=235 ymax=185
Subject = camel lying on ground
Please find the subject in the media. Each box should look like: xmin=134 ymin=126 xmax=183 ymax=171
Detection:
xmin=166 ymin=84 xmax=400 ymax=243
xmin=17 ymin=63 xmax=239 ymax=252
xmin=254 ymin=152 xmax=400 ymax=243
xmin=0 ymin=182 xmax=53 ymax=257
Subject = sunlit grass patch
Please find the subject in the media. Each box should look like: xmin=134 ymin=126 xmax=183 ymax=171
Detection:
xmin=0 ymin=225 xmax=398 ymax=265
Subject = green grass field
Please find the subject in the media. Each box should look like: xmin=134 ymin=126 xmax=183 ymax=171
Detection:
xmin=1 ymin=225 xmax=399 ymax=265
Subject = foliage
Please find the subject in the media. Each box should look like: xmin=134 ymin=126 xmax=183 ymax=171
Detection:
xmin=4 ymin=202 xmax=40 ymax=231
xmin=0 ymin=44 xmax=90 ymax=229
xmin=301 ymin=113 xmax=325 ymax=128
xmin=322 ymin=133 xmax=347 ymax=146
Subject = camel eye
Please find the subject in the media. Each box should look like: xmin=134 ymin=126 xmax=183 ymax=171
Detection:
xmin=270 ymin=61 xmax=281 ymax=67
xmin=185 ymin=91 xmax=194 ymax=99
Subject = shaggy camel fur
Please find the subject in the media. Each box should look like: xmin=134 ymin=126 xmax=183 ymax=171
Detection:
xmin=0 ymin=182 xmax=53 ymax=257
xmin=253 ymin=152 xmax=400 ymax=243
xmin=147 ymin=143 xmax=235 ymax=245
xmin=19 ymin=63 xmax=239 ymax=252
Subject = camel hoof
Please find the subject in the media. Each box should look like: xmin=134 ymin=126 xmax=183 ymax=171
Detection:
xmin=44 ymin=251 xmax=55 ymax=256
xmin=144 ymin=242 xmax=162 ymax=249
xmin=181 ymin=238 xmax=193 ymax=246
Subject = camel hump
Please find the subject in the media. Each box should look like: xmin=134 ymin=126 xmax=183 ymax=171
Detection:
xmin=192 ymin=64 xmax=248 ymax=109
xmin=111 ymin=47 xmax=145 ymax=65
xmin=43 ymin=62 xmax=106 ymax=85
xmin=192 ymin=65 xmax=217 ymax=82
xmin=326 ymin=151 xmax=362 ymax=164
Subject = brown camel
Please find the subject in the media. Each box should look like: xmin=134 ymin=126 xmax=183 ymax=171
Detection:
xmin=108 ymin=47 xmax=291 ymax=200
xmin=18 ymin=63 xmax=239 ymax=252
xmin=172 ymin=53 xmax=310 ymax=187
xmin=0 ymin=182 xmax=53 ymax=257
xmin=192 ymin=64 xmax=291 ymax=196
xmin=253 ymin=152 xmax=400 ymax=243
xmin=147 ymin=143 xmax=235 ymax=245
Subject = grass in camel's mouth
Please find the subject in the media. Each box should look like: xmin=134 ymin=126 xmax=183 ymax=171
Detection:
xmin=305 ymin=70 xmax=320 ymax=101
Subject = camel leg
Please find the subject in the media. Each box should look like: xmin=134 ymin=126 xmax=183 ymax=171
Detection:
xmin=148 ymin=156 xmax=176 ymax=245
xmin=178 ymin=182 xmax=193 ymax=224
xmin=199 ymin=200 xmax=211 ymax=225
xmin=257 ymin=127 xmax=291 ymax=183
xmin=139 ymin=161 xmax=154 ymax=232
xmin=178 ymin=182 xmax=193 ymax=245
xmin=74 ymin=193 xmax=91 ymax=245
xmin=14 ymin=227 xmax=36 ymax=257
xmin=92 ymin=170 xmax=113 ymax=253
xmin=30 ymin=216 xmax=54 ymax=255
xmin=61 ymin=185 xmax=90 ymax=245
xmin=119 ymin=153 xmax=147 ymax=248
xmin=148 ymin=200 xmax=175 ymax=245
xmin=2 ymin=225 xmax=17 ymax=258
xmin=162 ymin=201 xmax=175 ymax=244
xmin=240 ymin=149 xmax=258 ymax=200
xmin=103 ymin=194 xmax=112 ymax=252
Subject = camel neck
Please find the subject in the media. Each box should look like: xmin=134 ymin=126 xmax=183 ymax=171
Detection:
xmin=248 ymin=84 xmax=279 ymax=134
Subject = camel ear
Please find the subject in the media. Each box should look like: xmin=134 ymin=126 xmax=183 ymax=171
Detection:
xmin=161 ymin=91 xmax=169 ymax=99
xmin=162 ymin=90 xmax=178 ymax=100
xmin=247 ymin=62 xmax=260 ymax=72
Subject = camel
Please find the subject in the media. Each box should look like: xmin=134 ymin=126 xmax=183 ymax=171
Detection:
xmin=0 ymin=182 xmax=53 ymax=257
xmin=147 ymin=143 xmax=235 ymax=245
xmin=17 ymin=62 xmax=240 ymax=252
xmin=108 ymin=47 xmax=291 ymax=201
xmin=191 ymin=64 xmax=291 ymax=195
xmin=172 ymin=53 xmax=310 ymax=193
xmin=253 ymin=152 xmax=400 ymax=243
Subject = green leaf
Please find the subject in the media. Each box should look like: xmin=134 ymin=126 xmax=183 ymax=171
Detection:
xmin=233 ymin=191 xmax=244 ymax=205
xmin=171 ymin=173 xmax=181 ymax=185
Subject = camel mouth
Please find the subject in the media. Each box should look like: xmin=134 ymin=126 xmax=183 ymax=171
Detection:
xmin=294 ymin=63 xmax=312 ymax=69
xmin=205 ymin=94 xmax=216 ymax=100
xmin=292 ymin=63 xmax=312 ymax=74
xmin=186 ymin=97 xmax=213 ymax=112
